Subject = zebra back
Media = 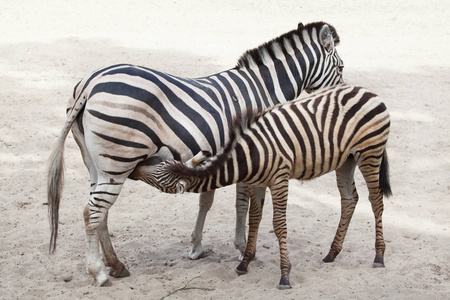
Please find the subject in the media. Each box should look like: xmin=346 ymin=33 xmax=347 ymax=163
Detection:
xmin=68 ymin=22 xmax=343 ymax=171
xmin=146 ymin=85 xmax=390 ymax=194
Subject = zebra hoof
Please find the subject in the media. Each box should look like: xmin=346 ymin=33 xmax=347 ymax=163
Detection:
xmin=372 ymin=262 xmax=385 ymax=268
xmin=322 ymin=252 xmax=337 ymax=263
xmin=93 ymin=271 xmax=111 ymax=287
xmin=109 ymin=263 xmax=130 ymax=278
xmin=278 ymin=284 xmax=292 ymax=290
xmin=188 ymin=244 xmax=205 ymax=260
xmin=373 ymin=255 xmax=384 ymax=268
xmin=235 ymin=268 xmax=247 ymax=276
xmin=235 ymin=262 xmax=248 ymax=275
xmin=278 ymin=276 xmax=291 ymax=290
xmin=99 ymin=278 xmax=112 ymax=287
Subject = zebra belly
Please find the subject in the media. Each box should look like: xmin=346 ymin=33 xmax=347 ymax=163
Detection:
xmin=290 ymin=144 xmax=351 ymax=181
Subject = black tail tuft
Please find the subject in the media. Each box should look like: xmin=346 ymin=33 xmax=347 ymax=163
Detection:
xmin=379 ymin=150 xmax=392 ymax=198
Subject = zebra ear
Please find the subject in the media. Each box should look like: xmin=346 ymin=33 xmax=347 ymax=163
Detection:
xmin=177 ymin=179 xmax=190 ymax=194
xmin=297 ymin=22 xmax=304 ymax=30
xmin=185 ymin=151 xmax=212 ymax=167
xmin=319 ymin=24 xmax=334 ymax=52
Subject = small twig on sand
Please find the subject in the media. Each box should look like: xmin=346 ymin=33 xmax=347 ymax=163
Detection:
xmin=160 ymin=276 xmax=215 ymax=300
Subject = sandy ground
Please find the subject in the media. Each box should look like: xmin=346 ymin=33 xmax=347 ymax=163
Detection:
xmin=1 ymin=1 xmax=449 ymax=299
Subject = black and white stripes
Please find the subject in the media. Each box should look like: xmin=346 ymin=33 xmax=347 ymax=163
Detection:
xmin=47 ymin=21 xmax=344 ymax=286
xmin=142 ymin=85 xmax=392 ymax=289
xmin=72 ymin=27 xmax=343 ymax=165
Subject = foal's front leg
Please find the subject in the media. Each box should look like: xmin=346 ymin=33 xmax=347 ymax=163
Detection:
xmin=270 ymin=179 xmax=292 ymax=290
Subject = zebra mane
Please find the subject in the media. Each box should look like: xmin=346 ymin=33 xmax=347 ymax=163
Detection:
xmin=166 ymin=109 xmax=263 ymax=178
xmin=235 ymin=21 xmax=340 ymax=70
xmin=228 ymin=109 xmax=262 ymax=146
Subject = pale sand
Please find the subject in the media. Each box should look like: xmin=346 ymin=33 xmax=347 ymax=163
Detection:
xmin=0 ymin=1 xmax=449 ymax=299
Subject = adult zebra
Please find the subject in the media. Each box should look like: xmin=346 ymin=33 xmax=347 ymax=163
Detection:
xmin=138 ymin=85 xmax=392 ymax=289
xmin=47 ymin=21 xmax=343 ymax=286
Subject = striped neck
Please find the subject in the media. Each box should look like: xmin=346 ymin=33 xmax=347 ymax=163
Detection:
xmin=232 ymin=24 xmax=329 ymax=103
xmin=182 ymin=146 xmax=243 ymax=193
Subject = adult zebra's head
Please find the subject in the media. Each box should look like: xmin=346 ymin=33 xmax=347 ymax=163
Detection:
xmin=304 ymin=23 xmax=344 ymax=93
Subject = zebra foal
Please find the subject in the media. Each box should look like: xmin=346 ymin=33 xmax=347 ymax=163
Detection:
xmin=48 ymin=21 xmax=344 ymax=286
xmin=137 ymin=85 xmax=392 ymax=289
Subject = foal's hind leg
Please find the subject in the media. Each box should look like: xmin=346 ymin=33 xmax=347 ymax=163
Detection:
xmin=323 ymin=156 xmax=358 ymax=263
xmin=358 ymin=154 xmax=386 ymax=267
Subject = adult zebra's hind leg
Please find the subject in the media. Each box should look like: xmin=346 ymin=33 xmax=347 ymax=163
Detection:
xmin=74 ymin=129 xmax=130 ymax=284
xmin=83 ymin=174 xmax=126 ymax=286
xmin=98 ymin=211 xmax=130 ymax=278
xmin=323 ymin=156 xmax=358 ymax=263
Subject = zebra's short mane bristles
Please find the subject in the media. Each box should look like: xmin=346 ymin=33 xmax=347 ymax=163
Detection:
xmin=235 ymin=21 xmax=340 ymax=70
xmin=167 ymin=109 xmax=263 ymax=179
xmin=226 ymin=109 xmax=262 ymax=151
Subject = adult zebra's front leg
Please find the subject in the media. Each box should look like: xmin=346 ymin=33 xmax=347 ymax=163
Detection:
xmin=189 ymin=190 xmax=216 ymax=259
xmin=83 ymin=174 xmax=126 ymax=286
xmin=189 ymin=184 xmax=263 ymax=261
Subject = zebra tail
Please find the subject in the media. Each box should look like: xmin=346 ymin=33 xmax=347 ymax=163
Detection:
xmin=47 ymin=94 xmax=86 ymax=254
xmin=47 ymin=133 xmax=66 ymax=254
xmin=379 ymin=149 xmax=392 ymax=198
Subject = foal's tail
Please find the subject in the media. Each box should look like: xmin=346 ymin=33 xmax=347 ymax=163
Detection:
xmin=47 ymin=92 xmax=88 ymax=254
xmin=379 ymin=149 xmax=392 ymax=198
